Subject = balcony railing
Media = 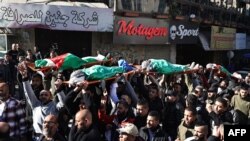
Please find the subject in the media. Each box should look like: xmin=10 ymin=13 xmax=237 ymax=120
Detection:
xmin=114 ymin=0 xmax=250 ymax=29
xmin=115 ymin=0 xmax=169 ymax=14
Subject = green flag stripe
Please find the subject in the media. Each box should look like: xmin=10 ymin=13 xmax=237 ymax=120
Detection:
xmin=150 ymin=59 xmax=189 ymax=74
xmin=81 ymin=65 xmax=125 ymax=80
xmin=59 ymin=54 xmax=85 ymax=70
xmin=220 ymin=66 xmax=232 ymax=76
xmin=35 ymin=59 xmax=55 ymax=68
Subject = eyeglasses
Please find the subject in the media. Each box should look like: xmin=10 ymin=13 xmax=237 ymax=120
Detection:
xmin=43 ymin=121 xmax=56 ymax=126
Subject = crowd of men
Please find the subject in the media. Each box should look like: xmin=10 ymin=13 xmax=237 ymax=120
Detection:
xmin=0 ymin=43 xmax=250 ymax=141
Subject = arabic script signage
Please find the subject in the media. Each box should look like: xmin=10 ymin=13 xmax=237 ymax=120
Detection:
xmin=113 ymin=16 xmax=169 ymax=44
xmin=0 ymin=3 xmax=113 ymax=32
xmin=169 ymin=21 xmax=199 ymax=44
xmin=210 ymin=26 xmax=236 ymax=50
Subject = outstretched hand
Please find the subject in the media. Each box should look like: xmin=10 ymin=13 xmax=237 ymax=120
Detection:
xmin=17 ymin=62 xmax=28 ymax=78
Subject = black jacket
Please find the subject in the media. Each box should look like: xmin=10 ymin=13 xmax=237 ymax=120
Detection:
xmin=64 ymin=89 xmax=100 ymax=122
xmin=134 ymin=115 xmax=147 ymax=130
xmin=162 ymin=101 xmax=184 ymax=139
xmin=207 ymin=135 xmax=221 ymax=141
xmin=68 ymin=124 xmax=101 ymax=141
xmin=139 ymin=126 xmax=171 ymax=141
xmin=208 ymin=108 xmax=239 ymax=126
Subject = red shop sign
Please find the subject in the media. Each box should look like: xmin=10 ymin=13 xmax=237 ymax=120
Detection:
xmin=114 ymin=16 xmax=169 ymax=45
xmin=117 ymin=19 xmax=167 ymax=40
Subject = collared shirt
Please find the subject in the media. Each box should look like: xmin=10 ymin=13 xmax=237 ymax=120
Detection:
xmin=37 ymin=132 xmax=67 ymax=141
xmin=0 ymin=101 xmax=5 ymax=115
xmin=1 ymin=97 xmax=28 ymax=137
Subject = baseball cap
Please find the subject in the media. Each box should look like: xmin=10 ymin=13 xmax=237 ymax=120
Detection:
xmin=195 ymin=85 xmax=203 ymax=91
xmin=232 ymin=72 xmax=242 ymax=80
xmin=117 ymin=123 xmax=138 ymax=136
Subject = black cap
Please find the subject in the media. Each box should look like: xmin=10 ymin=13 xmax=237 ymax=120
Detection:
xmin=240 ymin=83 xmax=249 ymax=90
xmin=207 ymin=87 xmax=217 ymax=93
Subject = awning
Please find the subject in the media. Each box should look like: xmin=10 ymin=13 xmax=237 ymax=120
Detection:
xmin=198 ymin=33 xmax=210 ymax=51
xmin=0 ymin=28 xmax=14 ymax=35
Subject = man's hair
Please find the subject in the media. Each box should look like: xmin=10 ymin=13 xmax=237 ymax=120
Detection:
xmin=186 ymin=94 xmax=198 ymax=107
xmin=220 ymin=79 xmax=229 ymax=86
xmin=137 ymin=99 xmax=149 ymax=107
xmin=148 ymin=111 xmax=160 ymax=121
xmin=0 ymin=83 xmax=9 ymax=94
xmin=195 ymin=120 xmax=207 ymax=126
xmin=32 ymin=73 xmax=43 ymax=80
xmin=215 ymin=97 xmax=228 ymax=108
xmin=117 ymin=100 xmax=129 ymax=109
xmin=45 ymin=114 xmax=58 ymax=123
xmin=185 ymin=106 xmax=197 ymax=116
xmin=195 ymin=120 xmax=208 ymax=135
xmin=149 ymin=83 xmax=159 ymax=91
xmin=240 ymin=83 xmax=249 ymax=90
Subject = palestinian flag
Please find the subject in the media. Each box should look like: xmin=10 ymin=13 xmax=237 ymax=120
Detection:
xmin=149 ymin=59 xmax=190 ymax=74
xmin=217 ymin=65 xmax=232 ymax=77
xmin=81 ymin=65 xmax=125 ymax=80
xmin=35 ymin=53 xmax=85 ymax=71
xmin=206 ymin=63 xmax=232 ymax=77
xmin=82 ymin=54 xmax=108 ymax=65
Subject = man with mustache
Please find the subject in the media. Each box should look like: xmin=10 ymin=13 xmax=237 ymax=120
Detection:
xmin=139 ymin=111 xmax=171 ymax=141
xmin=231 ymin=84 xmax=250 ymax=124
xmin=134 ymin=99 xmax=149 ymax=130
xmin=184 ymin=122 xmax=208 ymax=141
xmin=37 ymin=114 xmax=66 ymax=141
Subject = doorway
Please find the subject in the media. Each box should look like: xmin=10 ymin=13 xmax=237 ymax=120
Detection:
xmin=176 ymin=44 xmax=212 ymax=67
xmin=35 ymin=28 xmax=92 ymax=58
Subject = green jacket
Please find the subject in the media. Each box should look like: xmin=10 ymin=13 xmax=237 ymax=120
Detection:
xmin=176 ymin=120 xmax=195 ymax=141
xmin=231 ymin=95 xmax=250 ymax=124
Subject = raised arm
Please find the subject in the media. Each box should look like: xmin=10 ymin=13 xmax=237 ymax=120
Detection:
xmin=18 ymin=62 xmax=40 ymax=109
xmin=54 ymin=78 xmax=66 ymax=110
xmin=123 ymin=74 xmax=138 ymax=106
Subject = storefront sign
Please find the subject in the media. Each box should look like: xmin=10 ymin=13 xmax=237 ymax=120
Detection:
xmin=114 ymin=16 xmax=169 ymax=44
xmin=0 ymin=3 xmax=113 ymax=32
xmin=236 ymin=33 xmax=246 ymax=50
xmin=210 ymin=26 xmax=236 ymax=50
xmin=169 ymin=21 xmax=199 ymax=44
